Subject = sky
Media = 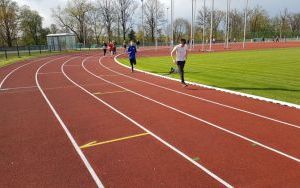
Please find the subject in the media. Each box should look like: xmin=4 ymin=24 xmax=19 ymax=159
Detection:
xmin=18 ymin=0 xmax=300 ymax=27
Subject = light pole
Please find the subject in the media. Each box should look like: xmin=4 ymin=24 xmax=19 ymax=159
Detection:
xmin=209 ymin=0 xmax=214 ymax=51
xmin=224 ymin=0 xmax=230 ymax=49
xmin=190 ymin=0 xmax=194 ymax=49
xmin=141 ymin=0 xmax=145 ymax=47
xmin=171 ymin=0 xmax=174 ymax=47
xmin=155 ymin=0 xmax=158 ymax=49
xmin=166 ymin=7 xmax=169 ymax=46
xmin=243 ymin=0 xmax=249 ymax=49
xmin=202 ymin=0 xmax=206 ymax=51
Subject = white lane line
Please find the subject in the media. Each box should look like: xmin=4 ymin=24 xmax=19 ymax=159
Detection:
xmin=62 ymin=55 xmax=233 ymax=188
xmin=38 ymin=72 xmax=62 ymax=75
xmin=0 ymin=56 xmax=53 ymax=89
xmin=111 ymin=56 xmax=300 ymax=130
xmin=86 ymin=56 xmax=300 ymax=164
xmin=114 ymin=54 xmax=300 ymax=110
xmin=0 ymin=85 xmax=37 ymax=91
xmin=35 ymin=56 xmax=104 ymax=188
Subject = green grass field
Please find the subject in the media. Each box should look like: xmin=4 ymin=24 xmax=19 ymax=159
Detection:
xmin=119 ymin=48 xmax=300 ymax=105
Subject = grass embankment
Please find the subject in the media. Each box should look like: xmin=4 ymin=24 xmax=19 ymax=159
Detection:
xmin=119 ymin=48 xmax=300 ymax=105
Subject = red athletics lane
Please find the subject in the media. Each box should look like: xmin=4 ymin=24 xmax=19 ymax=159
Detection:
xmin=38 ymin=55 xmax=224 ymax=187
xmin=0 ymin=55 xmax=100 ymax=188
xmin=65 ymin=55 xmax=300 ymax=187
xmin=99 ymin=56 xmax=300 ymax=158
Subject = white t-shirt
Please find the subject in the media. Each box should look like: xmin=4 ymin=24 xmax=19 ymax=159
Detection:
xmin=172 ymin=44 xmax=188 ymax=61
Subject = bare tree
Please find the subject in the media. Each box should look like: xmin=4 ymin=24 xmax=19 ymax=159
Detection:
xmin=144 ymin=0 xmax=165 ymax=42
xmin=0 ymin=0 xmax=19 ymax=47
xmin=52 ymin=0 xmax=92 ymax=43
xmin=114 ymin=0 xmax=137 ymax=41
xmin=87 ymin=5 xmax=103 ymax=44
xmin=50 ymin=24 xmax=59 ymax=34
xmin=197 ymin=7 xmax=225 ymax=39
xmin=173 ymin=18 xmax=190 ymax=42
xmin=98 ymin=0 xmax=116 ymax=41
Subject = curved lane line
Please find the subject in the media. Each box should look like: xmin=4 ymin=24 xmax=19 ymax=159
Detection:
xmin=85 ymin=56 xmax=300 ymax=164
xmin=64 ymin=55 xmax=233 ymax=187
xmin=35 ymin=56 xmax=105 ymax=188
xmin=112 ymin=54 xmax=300 ymax=130
xmin=0 ymin=56 xmax=52 ymax=89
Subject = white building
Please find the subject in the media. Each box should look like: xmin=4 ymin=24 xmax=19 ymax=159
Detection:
xmin=47 ymin=33 xmax=76 ymax=51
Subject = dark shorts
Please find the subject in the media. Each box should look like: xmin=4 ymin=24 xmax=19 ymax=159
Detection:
xmin=176 ymin=61 xmax=186 ymax=66
xmin=130 ymin=59 xmax=136 ymax=65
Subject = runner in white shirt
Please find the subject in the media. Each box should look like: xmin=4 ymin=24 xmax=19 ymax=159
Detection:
xmin=171 ymin=38 xmax=189 ymax=87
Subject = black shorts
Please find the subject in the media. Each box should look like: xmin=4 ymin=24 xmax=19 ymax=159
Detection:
xmin=130 ymin=59 xmax=136 ymax=65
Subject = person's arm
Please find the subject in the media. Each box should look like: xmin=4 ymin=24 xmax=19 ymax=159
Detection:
xmin=185 ymin=46 xmax=189 ymax=60
xmin=170 ymin=46 xmax=177 ymax=64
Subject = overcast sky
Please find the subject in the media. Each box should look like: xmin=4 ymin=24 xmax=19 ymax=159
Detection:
xmin=18 ymin=0 xmax=300 ymax=27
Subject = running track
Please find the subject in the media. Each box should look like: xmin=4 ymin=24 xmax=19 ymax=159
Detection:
xmin=1 ymin=42 xmax=300 ymax=187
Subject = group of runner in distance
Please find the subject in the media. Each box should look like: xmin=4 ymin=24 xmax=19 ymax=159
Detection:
xmin=102 ymin=39 xmax=189 ymax=87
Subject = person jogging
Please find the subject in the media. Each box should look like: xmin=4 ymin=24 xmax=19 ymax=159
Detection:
xmin=102 ymin=41 xmax=108 ymax=56
xmin=127 ymin=41 xmax=137 ymax=73
xmin=171 ymin=38 xmax=189 ymax=87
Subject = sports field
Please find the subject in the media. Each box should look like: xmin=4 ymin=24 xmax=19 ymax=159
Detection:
xmin=2 ymin=42 xmax=300 ymax=187
xmin=119 ymin=47 xmax=300 ymax=105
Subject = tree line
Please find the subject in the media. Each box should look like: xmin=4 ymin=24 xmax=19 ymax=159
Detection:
xmin=1 ymin=0 xmax=300 ymax=47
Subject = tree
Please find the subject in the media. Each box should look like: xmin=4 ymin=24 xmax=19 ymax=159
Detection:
xmin=87 ymin=5 xmax=103 ymax=44
xmin=173 ymin=18 xmax=190 ymax=42
xmin=98 ymin=0 xmax=116 ymax=41
xmin=50 ymin=24 xmax=59 ymax=34
xmin=144 ymin=0 xmax=165 ymax=42
xmin=128 ymin=29 xmax=136 ymax=41
xmin=229 ymin=9 xmax=244 ymax=40
xmin=196 ymin=6 xmax=225 ymax=40
xmin=19 ymin=6 xmax=43 ymax=45
xmin=114 ymin=0 xmax=137 ymax=41
xmin=0 ymin=0 xmax=19 ymax=47
xmin=288 ymin=13 xmax=300 ymax=34
xmin=249 ymin=6 xmax=271 ymax=37
xmin=52 ymin=0 xmax=92 ymax=44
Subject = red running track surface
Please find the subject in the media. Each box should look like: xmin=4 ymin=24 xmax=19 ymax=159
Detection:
xmin=1 ymin=42 xmax=300 ymax=187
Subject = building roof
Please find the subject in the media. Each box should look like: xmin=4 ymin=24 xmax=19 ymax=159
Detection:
xmin=47 ymin=33 xmax=76 ymax=37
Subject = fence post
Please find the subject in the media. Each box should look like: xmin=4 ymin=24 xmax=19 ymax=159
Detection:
xmin=28 ymin=45 xmax=31 ymax=56
xmin=39 ymin=45 xmax=42 ymax=54
xmin=17 ymin=44 xmax=20 ymax=58
xmin=4 ymin=50 xmax=8 ymax=60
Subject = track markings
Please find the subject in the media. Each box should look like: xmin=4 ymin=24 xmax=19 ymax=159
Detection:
xmin=38 ymin=72 xmax=62 ymax=75
xmin=111 ymin=55 xmax=300 ymax=130
xmin=80 ymin=132 xmax=150 ymax=149
xmin=193 ymin=157 xmax=201 ymax=161
xmin=91 ymin=56 xmax=300 ymax=164
xmin=62 ymin=56 xmax=233 ymax=187
xmin=36 ymin=56 xmax=105 ymax=188
xmin=93 ymin=90 xmax=128 ymax=95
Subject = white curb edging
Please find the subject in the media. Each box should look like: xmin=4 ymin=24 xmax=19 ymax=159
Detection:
xmin=114 ymin=54 xmax=300 ymax=110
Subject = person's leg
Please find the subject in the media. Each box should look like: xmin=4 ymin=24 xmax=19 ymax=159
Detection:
xmin=130 ymin=60 xmax=134 ymax=72
xmin=177 ymin=61 xmax=187 ymax=86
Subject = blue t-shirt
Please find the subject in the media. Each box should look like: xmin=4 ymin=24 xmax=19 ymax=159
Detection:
xmin=128 ymin=45 xmax=137 ymax=60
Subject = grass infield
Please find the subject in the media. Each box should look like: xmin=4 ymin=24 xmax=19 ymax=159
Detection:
xmin=119 ymin=48 xmax=300 ymax=105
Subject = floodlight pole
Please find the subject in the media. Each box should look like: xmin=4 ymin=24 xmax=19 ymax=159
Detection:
xmin=225 ymin=0 xmax=230 ymax=48
xmin=209 ymin=0 xmax=214 ymax=51
xmin=226 ymin=0 xmax=231 ymax=48
xmin=155 ymin=0 xmax=158 ymax=49
xmin=202 ymin=0 xmax=206 ymax=51
xmin=171 ymin=0 xmax=174 ymax=47
xmin=190 ymin=0 xmax=194 ymax=49
xmin=243 ymin=0 xmax=249 ymax=49
xmin=141 ymin=0 xmax=145 ymax=47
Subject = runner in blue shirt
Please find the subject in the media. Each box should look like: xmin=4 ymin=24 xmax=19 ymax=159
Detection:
xmin=128 ymin=41 xmax=137 ymax=72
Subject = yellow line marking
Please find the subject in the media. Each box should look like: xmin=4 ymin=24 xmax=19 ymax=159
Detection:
xmin=93 ymin=90 xmax=128 ymax=95
xmin=80 ymin=133 xmax=149 ymax=149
